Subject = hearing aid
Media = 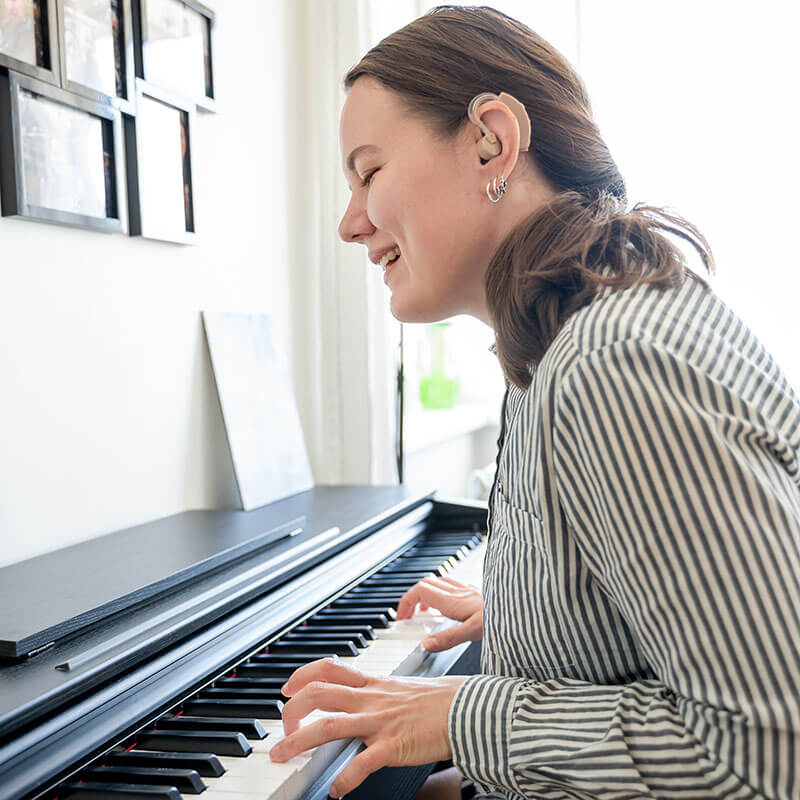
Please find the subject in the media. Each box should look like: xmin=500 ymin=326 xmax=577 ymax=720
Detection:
xmin=467 ymin=91 xmax=532 ymax=161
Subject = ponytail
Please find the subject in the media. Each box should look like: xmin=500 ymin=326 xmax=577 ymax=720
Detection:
xmin=486 ymin=192 xmax=714 ymax=388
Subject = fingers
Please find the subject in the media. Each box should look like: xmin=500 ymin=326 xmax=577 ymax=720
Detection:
xmin=395 ymin=582 xmax=425 ymax=620
xmin=329 ymin=740 xmax=393 ymax=797
xmin=434 ymin=574 xmax=470 ymax=588
xmin=396 ymin=578 xmax=465 ymax=620
xmin=422 ymin=613 xmax=482 ymax=652
xmin=280 ymin=681 xmax=360 ymax=735
xmin=281 ymin=657 xmax=370 ymax=697
xmin=270 ymin=711 xmax=371 ymax=763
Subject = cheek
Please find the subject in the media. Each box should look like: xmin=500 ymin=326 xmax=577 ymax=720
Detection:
xmin=367 ymin=174 xmax=412 ymax=232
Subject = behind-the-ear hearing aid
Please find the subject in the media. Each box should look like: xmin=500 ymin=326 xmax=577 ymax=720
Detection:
xmin=467 ymin=91 xmax=532 ymax=161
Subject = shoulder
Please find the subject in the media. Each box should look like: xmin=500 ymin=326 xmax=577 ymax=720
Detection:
xmin=527 ymin=275 xmax=705 ymax=394
xmin=543 ymin=275 xmax=800 ymax=448
xmin=543 ymin=273 xmax=775 ymax=386
xmin=565 ymin=273 xmax=714 ymax=360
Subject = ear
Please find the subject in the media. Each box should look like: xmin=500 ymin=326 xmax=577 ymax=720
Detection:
xmin=471 ymin=100 xmax=522 ymax=178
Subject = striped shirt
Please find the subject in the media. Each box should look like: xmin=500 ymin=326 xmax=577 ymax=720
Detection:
xmin=448 ymin=274 xmax=800 ymax=799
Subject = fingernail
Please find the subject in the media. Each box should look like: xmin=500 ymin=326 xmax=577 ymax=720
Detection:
xmin=422 ymin=636 xmax=435 ymax=650
xmin=328 ymin=783 xmax=339 ymax=797
xmin=280 ymin=682 xmax=289 ymax=694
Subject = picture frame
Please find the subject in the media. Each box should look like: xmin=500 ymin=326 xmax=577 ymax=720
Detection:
xmin=0 ymin=69 xmax=127 ymax=232
xmin=54 ymin=0 xmax=136 ymax=114
xmin=135 ymin=0 xmax=215 ymax=112
xmin=0 ymin=0 xmax=59 ymax=85
xmin=125 ymin=78 xmax=195 ymax=244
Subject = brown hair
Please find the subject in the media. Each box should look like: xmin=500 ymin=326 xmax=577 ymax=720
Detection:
xmin=344 ymin=5 xmax=714 ymax=389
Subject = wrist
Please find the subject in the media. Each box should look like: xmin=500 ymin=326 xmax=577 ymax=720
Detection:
xmin=437 ymin=675 xmax=470 ymax=759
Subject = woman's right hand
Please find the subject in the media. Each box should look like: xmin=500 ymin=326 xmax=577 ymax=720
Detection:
xmin=395 ymin=575 xmax=483 ymax=652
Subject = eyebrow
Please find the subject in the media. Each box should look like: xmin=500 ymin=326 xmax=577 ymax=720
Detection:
xmin=345 ymin=144 xmax=379 ymax=174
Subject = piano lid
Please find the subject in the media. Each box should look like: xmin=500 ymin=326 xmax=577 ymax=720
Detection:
xmin=0 ymin=504 xmax=314 ymax=658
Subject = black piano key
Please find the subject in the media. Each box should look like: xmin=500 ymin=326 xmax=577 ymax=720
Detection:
xmin=182 ymin=698 xmax=283 ymax=720
xmin=283 ymin=632 xmax=368 ymax=648
xmin=407 ymin=546 xmax=468 ymax=558
xmin=156 ymin=714 xmax=267 ymax=739
xmin=343 ymin=596 xmax=405 ymax=605
xmin=235 ymin=663 xmax=299 ymax=678
xmin=248 ymin=653 xmax=335 ymax=667
xmin=436 ymin=534 xmax=482 ymax=547
xmin=81 ymin=766 xmax=205 ymax=794
xmin=305 ymin=613 xmax=390 ymax=628
xmin=102 ymin=750 xmax=225 ymax=778
xmin=60 ymin=783 xmax=181 ymax=800
xmin=373 ymin=565 xmax=440 ymax=573
xmin=268 ymin=640 xmax=358 ymax=656
xmin=372 ymin=569 xmax=445 ymax=579
xmin=200 ymin=687 xmax=285 ymax=701
xmin=385 ymin=558 xmax=456 ymax=568
xmin=330 ymin=599 xmax=399 ymax=613
xmin=216 ymin=676 xmax=288 ymax=690
xmin=421 ymin=533 xmax=480 ymax=543
xmin=136 ymin=729 xmax=251 ymax=757
xmin=316 ymin=607 xmax=396 ymax=620
xmin=288 ymin=624 xmax=376 ymax=640
xmin=359 ymin=578 xmax=425 ymax=588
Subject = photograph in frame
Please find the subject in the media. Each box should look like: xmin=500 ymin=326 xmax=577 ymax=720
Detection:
xmin=127 ymin=80 xmax=195 ymax=243
xmin=61 ymin=0 xmax=117 ymax=97
xmin=57 ymin=0 xmax=134 ymax=108
xmin=0 ymin=0 xmax=38 ymax=64
xmin=140 ymin=0 xmax=214 ymax=109
xmin=0 ymin=71 xmax=126 ymax=231
xmin=179 ymin=107 xmax=193 ymax=231
xmin=18 ymin=87 xmax=107 ymax=218
xmin=0 ymin=0 xmax=57 ymax=82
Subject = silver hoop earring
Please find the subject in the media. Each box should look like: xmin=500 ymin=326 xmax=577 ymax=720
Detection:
xmin=486 ymin=175 xmax=507 ymax=203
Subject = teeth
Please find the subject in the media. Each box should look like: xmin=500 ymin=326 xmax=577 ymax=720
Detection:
xmin=379 ymin=247 xmax=401 ymax=271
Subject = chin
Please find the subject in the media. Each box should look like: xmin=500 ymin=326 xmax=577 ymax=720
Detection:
xmin=389 ymin=293 xmax=453 ymax=324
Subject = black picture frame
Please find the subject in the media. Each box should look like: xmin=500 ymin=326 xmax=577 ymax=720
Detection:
xmin=0 ymin=0 xmax=59 ymax=85
xmin=0 ymin=69 xmax=127 ymax=232
xmin=125 ymin=78 xmax=195 ymax=244
xmin=54 ymin=0 xmax=136 ymax=114
xmin=135 ymin=0 xmax=215 ymax=112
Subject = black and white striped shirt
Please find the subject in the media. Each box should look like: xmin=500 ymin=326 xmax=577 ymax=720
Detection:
xmin=449 ymin=274 xmax=800 ymax=799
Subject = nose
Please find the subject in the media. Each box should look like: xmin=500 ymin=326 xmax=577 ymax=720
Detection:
xmin=338 ymin=192 xmax=375 ymax=243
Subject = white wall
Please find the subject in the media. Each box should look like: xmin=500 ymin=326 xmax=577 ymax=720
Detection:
xmin=406 ymin=426 xmax=498 ymax=500
xmin=0 ymin=0 xmax=293 ymax=567
xmin=577 ymin=0 xmax=800 ymax=389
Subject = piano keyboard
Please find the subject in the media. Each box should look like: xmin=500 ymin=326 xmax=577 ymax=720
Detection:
xmin=54 ymin=531 xmax=486 ymax=800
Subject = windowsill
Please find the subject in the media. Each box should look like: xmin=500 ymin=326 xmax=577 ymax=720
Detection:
xmin=403 ymin=402 xmax=500 ymax=454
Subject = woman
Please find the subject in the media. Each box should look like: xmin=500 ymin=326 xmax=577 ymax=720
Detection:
xmin=269 ymin=7 xmax=800 ymax=799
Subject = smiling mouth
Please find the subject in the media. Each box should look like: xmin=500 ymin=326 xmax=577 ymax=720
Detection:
xmin=379 ymin=247 xmax=401 ymax=271
xmin=383 ymin=252 xmax=401 ymax=284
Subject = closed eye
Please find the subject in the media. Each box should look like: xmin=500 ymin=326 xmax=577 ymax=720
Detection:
xmin=361 ymin=169 xmax=378 ymax=188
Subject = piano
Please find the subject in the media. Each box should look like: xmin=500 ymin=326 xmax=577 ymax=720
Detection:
xmin=0 ymin=485 xmax=487 ymax=800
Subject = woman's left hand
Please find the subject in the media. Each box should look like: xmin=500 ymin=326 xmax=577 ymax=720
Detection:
xmin=268 ymin=657 xmax=468 ymax=797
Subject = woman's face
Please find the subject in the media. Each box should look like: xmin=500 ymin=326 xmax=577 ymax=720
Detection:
xmin=338 ymin=77 xmax=501 ymax=323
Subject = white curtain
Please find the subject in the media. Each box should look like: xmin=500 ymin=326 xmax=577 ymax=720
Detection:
xmin=285 ymin=1 xmax=423 ymax=486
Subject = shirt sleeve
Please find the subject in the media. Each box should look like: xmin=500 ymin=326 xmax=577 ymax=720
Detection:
xmin=449 ymin=338 xmax=800 ymax=799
